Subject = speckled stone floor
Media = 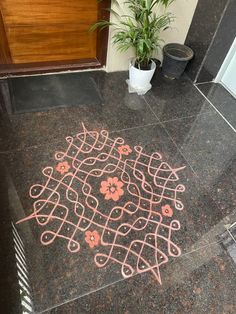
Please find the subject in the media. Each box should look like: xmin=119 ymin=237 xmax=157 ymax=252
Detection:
xmin=197 ymin=82 xmax=236 ymax=130
xmin=0 ymin=71 xmax=236 ymax=314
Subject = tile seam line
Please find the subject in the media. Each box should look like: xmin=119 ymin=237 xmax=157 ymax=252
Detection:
xmin=109 ymin=122 xmax=160 ymax=134
xmin=32 ymin=107 xmax=189 ymax=313
xmin=38 ymin=239 xmax=223 ymax=314
xmin=180 ymin=239 xmax=223 ymax=258
xmin=142 ymin=97 xmax=197 ymax=175
xmin=0 ymin=108 xmax=215 ymax=156
xmin=143 ymin=92 xmax=236 ymax=245
xmin=195 ymin=81 xmax=214 ymax=86
xmin=194 ymin=84 xmax=236 ymax=133
xmin=5 ymin=99 xmax=226 ymax=312
xmin=38 ymin=276 xmax=129 ymax=314
xmin=0 ymin=123 xmax=162 ymax=155
xmin=141 ymin=97 xmax=228 ymax=257
xmin=142 ymin=95 xmax=161 ymax=124
xmin=193 ymin=0 xmax=231 ymax=83
xmin=156 ymin=110 xmax=214 ymax=125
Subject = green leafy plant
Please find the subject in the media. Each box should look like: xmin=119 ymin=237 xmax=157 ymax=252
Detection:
xmin=92 ymin=0 xmax=174 ymax=70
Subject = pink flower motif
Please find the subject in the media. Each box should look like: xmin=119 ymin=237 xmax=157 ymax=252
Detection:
xmin=55 ymin=161 xmax=70 ymax=175
xmin=118 ymin=145 xmax=132 ymax=156
xmin=162 ymin=204 xmax=173 ymax=217
xmin=100 ymin=177 xmax=124 ymax=201
xmin=85 ymin=230 xmax=100 ymax=249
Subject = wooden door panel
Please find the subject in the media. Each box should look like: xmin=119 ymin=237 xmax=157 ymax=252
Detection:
xmin=7 ymin=24 xmax=97 ymax=63
xmin=0 ymin=0 xmax=98 ymax=64
xmin=1 ymin=0 xmax=98 ymax=26
xmin=0 ymin=11 xmax=12 ymax=64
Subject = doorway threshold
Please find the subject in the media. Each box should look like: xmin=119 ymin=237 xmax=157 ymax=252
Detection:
xmin=195 ymin=82 xmax=236 ymax=131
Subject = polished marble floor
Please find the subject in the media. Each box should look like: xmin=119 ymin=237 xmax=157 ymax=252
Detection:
xmin=197 ymin=82 xmax=236 ymax=130
xmin=0 ymin=71 xmax=236 ymax=314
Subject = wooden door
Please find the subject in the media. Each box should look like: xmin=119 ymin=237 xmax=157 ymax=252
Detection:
xmin=0 ymin=0 xmax=110 ymax=74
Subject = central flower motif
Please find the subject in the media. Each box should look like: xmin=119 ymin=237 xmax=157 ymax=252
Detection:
xmin=100 ymin=177 xmax=124 ymax=201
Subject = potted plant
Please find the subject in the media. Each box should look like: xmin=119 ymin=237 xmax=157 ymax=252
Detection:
xmin=92 ymin=0 xmax=174 ymax=94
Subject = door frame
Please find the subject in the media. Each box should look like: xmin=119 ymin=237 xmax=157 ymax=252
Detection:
xmin=0 ymin=0 xmax=111 ymax=76
xmin=215 ymin=37 xmax=236 ymax=83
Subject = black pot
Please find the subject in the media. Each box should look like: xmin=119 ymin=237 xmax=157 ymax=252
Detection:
xmin=162 ymin=43 xmax=194 ymax=79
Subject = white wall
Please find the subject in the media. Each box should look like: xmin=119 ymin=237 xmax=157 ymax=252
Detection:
xmin=106 ymin=0 xmax=198 ymax=72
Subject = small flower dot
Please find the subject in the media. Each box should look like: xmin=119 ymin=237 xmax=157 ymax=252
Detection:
xmin=85 ymin=230 xmax=100 ymax=249
xmin=161 ymin=204 xmax=173 ymax=217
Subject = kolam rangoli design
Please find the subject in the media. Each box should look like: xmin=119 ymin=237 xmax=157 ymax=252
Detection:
xmin=17 ymin=124 xmax=186 ymax=284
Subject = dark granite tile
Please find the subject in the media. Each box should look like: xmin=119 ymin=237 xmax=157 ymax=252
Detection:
xmin=196 ymin=66 xmax=214 ymax=84
xmin=0 ymin=159 xmax=23 ymax=314
xmin=0 ymin=79 xmax=12 ymax=115
xmin=208 ymin=157 xmax=236 ymax=216
xmin=163 ymin=111 xmax=236 ymax=213
xmin=49 ymin=245 xmax=236 ymax=314
xmin=9 ymin=71 xmax=103 ymax=114
xmin=0 ymin=115 xmax=9 ymax=152
xmin=1 ymin=71 xmax=236 ymax=313
xmin=164 ymin=110 xmax=236 ymax=175
xmin=185 ymin=0 xmax=228 ymax=81
xmin=0 ymin=72 xmax=157 ymax=152
xmin=198 ymin=83 xmax=236 ymax=129
xmin=3 ymin=123 xmax=184 ymax=312
xmin=143 ymin=74 xmax=212 ymax=122
xmin=3 ymin=122 xmax=236 ymax=312
xmin=196 ymin=0 xmax=236 ymax=83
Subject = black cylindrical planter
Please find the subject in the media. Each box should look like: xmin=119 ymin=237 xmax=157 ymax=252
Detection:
xmin=162 ymin=43 xmax=194 ymax=79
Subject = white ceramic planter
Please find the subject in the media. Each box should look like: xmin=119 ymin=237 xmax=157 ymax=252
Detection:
xmin=128 ymin=59 xmax=156 ymax=94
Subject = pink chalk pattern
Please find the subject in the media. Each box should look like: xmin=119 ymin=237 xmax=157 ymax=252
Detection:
xmin=17 ymin=124 xmax=186 ymax=284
